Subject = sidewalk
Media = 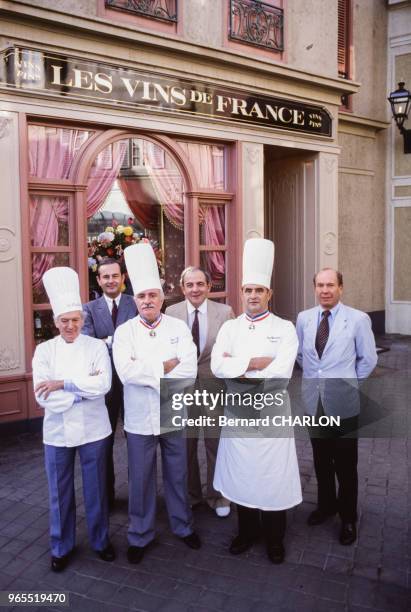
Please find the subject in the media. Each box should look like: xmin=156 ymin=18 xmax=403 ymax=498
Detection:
xmin=0 ymin=335 xmax=410 ymax=611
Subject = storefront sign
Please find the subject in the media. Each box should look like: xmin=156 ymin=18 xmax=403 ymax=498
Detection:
xmin=0 ymin=47 xmax=332 ymax=136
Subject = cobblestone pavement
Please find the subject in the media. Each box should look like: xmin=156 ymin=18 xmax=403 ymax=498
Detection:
xmin=0 ymin=335 xmax=410 ymax=611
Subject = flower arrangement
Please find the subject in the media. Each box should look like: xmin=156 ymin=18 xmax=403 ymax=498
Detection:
xmin=87 ymin=221 xmax=167 ymax=298
xmin=88 ymin=222 xmax=141 ymax=264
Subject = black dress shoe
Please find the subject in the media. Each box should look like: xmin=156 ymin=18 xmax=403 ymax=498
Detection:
xmin=97 ymin=543 xmax=116 ymax=562
xmin=307 ymin=509 xmax=336 ymax=526
xmin=267 ymin=544 xmax=285 ymax=564
xmin=181 ymin=532 xmax=201 ymax=550
xmin=127 ymin=545 xmax=145 ymax=564
xmin=51 ymin=553 xmax=70 ymax=573
xmin=229 ymin=535 xmax=254 ymax=555
xmin=339 ymin=522 xmax=357 ymax=545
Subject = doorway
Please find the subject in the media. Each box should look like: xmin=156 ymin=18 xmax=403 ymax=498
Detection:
xmin=264 ymin=146 xmax=317 ymax=322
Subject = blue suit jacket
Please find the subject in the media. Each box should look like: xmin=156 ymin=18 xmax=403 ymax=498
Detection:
xmin=296 ymin=303 xmax=378 ymax=418
xmin=82 ymin=294 xmax=137 ymax=341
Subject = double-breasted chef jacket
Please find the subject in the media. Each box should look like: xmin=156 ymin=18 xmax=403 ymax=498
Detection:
xmin=33 ymin=334 xmax=112 ymax=447
xmin=113 ymin=314 xmax=197 ymax=435
xmin=211 ymin=313 xmax=302 ymax=511
xmin=113 ymin=313 xmax=198 ymax=547
xmin=32 ymin=333 xmax=112 ymax=558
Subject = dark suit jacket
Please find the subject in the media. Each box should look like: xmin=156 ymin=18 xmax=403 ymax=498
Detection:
xmin=82 ymin=294 xmax=137 ymax=341
xmin=165 ymin=299 xmax=234 ymax=378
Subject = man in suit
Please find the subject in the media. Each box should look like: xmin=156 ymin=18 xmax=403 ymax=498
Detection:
xmin=296 ymin=268 xmax=377 ymax=545
xmin=82 ymin=258 xmax=137 ymax=508
xmin=166 ymin=266 xmax=235 ymax=517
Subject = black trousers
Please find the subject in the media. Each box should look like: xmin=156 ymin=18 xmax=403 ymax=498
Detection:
xmin=105 ymin=371 xmax=124 ymax=505
xmin=237 ymin=504 xmax=286 ymax=546
xmin=310 ymin=418 xmax=358 ymax=523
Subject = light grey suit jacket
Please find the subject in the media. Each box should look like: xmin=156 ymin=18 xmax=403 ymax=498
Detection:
xmin=165 ymin=299 xmax=235 ymax=378
xmin=296 ymin=303 xmax=378 ymax=417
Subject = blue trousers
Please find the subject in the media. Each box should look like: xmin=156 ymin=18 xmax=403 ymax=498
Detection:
xmin=127 ymin=432 xmax=193 ymax=547
xmin=44 ymin=436 xmax=110 ymax=557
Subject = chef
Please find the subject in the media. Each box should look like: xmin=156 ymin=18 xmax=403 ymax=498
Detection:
xmin=32 ymin=267 xmax=114 ymax=573
xmin=113 ymin=243 xmax=200 ymax=565
xmin=211 ymin=238 xmax=302 ymax=564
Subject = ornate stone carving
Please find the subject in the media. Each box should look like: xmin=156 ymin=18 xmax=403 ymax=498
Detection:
xmin=0 ymin=114 xmax=11 ymax=139
xmin=0 ymin=346 xmax=19 ymax=371
xmin=323 ymin=231 xmax=337 ymax=255
xmin=0 ymin=227 xmax=15 ymax=263
xmin=245 ymin=145 xmax=261 ymax=165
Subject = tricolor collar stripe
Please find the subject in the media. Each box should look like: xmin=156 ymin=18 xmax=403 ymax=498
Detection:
xmin=245 ymin=310 xmax=270 ymax=323
xmin=139 ymin=314 xmax=162 ymax=330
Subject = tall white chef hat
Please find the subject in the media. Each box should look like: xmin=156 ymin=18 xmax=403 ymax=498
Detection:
xmin=42 ymin=267 xmax=82 ymax=318
xmin=242 ymin=238 xmax=275 ymax=289
xmin=124 ymin=242 xmax=163 ymax=296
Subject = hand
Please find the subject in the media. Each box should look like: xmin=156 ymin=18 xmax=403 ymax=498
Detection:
xmin=163 ymin=358 xmax=180 ymax=374
xmin=223 ymin=352 xmax=232 ymax=358
xmin=34 ymin=380 xmax=64 ymax=399
xmin=246 ymin=357 xmax=273 ymax=372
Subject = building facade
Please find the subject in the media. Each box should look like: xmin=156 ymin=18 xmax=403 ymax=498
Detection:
xmin=0 ymin=0 xmax=407 ymax=428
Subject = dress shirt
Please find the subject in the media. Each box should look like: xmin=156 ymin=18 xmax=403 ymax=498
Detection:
xmin=187 ymin=299 xmax=208 ymax=355
xmin=317 ymin=302 xmax=340 ymax=330
xmin=32 ymin=334 xmax=112 ymax=447
xmin=103 ymin=293 xmax=121 ymax=314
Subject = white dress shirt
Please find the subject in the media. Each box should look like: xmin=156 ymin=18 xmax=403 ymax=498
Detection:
xmin=103 ymin=293 xmax=121 ymax=314
xmin=32 ymin=335 xmax=112 ymax=447
xmin=186 ymin=299 xmax=208 ymax=355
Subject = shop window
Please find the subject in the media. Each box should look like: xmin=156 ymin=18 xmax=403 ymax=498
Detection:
xmin=338 ymin=0 xmax=352 ymax=110
xmin=228 ymin=0 xmax=284 ymax=53
xmin=26 ymin=124 xmax=234 ymax=350
xmin=200 ymin=205 xmax=226 ymax=292
xmin=87 ymin=138 xmax=185 ymax=302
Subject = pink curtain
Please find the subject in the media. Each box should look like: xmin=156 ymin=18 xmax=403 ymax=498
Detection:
xmin=177 ymin=142 xmax=224 ymax=190
xmin=177 ymin=143 xmax=226 ymax=285
xmin=144 ymin=143 xmax=185 ymax=229
xmin=29 ymin=126 xmax=91 ymax=179
xmin=30 ymin=196 xmax=68 ymax=291
xmin=203 ymin=206 xmax=225 ymax=285
xmin=86 ymin=141 xmax=127 ymax=218
xmin=29 ymin=127 xmax=87 ymax=291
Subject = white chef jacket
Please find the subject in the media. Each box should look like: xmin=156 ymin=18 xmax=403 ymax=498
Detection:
xmin=211 ymin=313 xmax=302 ymax=511
xmin=32 ymin=334 xmax=112 ymax=448
xmin=113 ymin=314 xmax=197 ymax=435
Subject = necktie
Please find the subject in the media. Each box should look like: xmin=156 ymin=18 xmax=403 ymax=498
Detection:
xmin=111 ymin=299 xmax=118 ymax=328
xmin=191 ymin=309 xmax=200 ymax=358
xmin=315 ymin=310 xmax=330 ymax=358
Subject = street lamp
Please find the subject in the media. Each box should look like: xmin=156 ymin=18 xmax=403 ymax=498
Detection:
xmin=388 ymin=81 xmax=411 ymax=154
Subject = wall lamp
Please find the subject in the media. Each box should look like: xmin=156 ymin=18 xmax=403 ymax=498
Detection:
xmin=388 ymin=82 xmax=411 ymax=154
